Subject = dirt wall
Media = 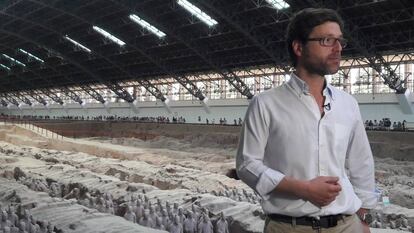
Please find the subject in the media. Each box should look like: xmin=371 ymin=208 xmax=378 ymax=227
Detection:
xmin=35 ymin=121 xmax=241 ymax=139
xmin=34 ymin=121 xmax=413 ymax=140
xmin=28 ymin=121 xmax=414 ymax=160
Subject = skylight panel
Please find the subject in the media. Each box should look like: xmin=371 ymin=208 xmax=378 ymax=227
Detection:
xmin=129 ymin=14 xmax=166 ymax=38
xmin=0 ymin=64 xmax=11 ymax=71
xmin=265 ymin=0 xmax=290 ymax=10
xmin=177 ymin=0 xmax=218 ymax=27
xmin=92 ymin=26 xmax=126 ymax=47
xmin=63 ymin=35 xmax=92 ymax=53
xmin=18 ymin=48 xmax=45 ymax=63
xmin=2 ymin=54 xmax=26 ymax=67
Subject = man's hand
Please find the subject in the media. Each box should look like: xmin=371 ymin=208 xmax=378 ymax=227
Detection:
xmin=357 ymin=208 xmax=371 ymax=233
xmin=301 ymin=176 xmax=342 ymax=207
xmin=275 ymin=176 xmax=342 ymax=207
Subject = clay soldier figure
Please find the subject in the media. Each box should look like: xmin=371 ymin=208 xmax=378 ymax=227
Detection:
xmin=149 ymin=206 xmax=158 ymax=224
xmin=104 ymin=193 xmax=114 ymax=207
xmin=147 ymin=202 xmax=153 ymax=214
xmin=11 ymin=225 xmax=20 ymax=233
xmin=183 ymin=211 xmax=197 ymax=233
xmin=172 ymin=203 xmax=179 ymax=215
xmin=154 ymin=216 xmax=166 ymax=231
xmin=197 ymin=208 xmax=210 ymax=226
xmin=197 ymin=213 xmax=213 ymax=233
xmin=46 ymin=222 xmax=54 ymax=233
xmin=242 ymin=189 xmax=249 ymax=198
xmin=78 ymin=192 xmax=90 ymax=207
xmin=177 ymin=208 xmax=185 ymax=224
xmin=18 ymin=221 xmax=29 ymax=233
xmin=87 ymin=196 xmax=96 ymax=209
xmin=28 ymin=216 xmax=40 ymax=233
xmin=1 ymin=211 xmax=12 ymax=229
xmin=231 ymin=189 xmax=238 ymax=200
xmin=129 ymin=194 xmax=137 ymax=211
xmin=251 ymin=197 xmax=258 ymax=204
xmin=136 ymin=193 xmax=143 ymax=203
xmin=160 ymin=209 xmax=170 ymax=231
xmin=389 ymin=220 xmax=397 ymax=229
xmin=106 ymin=201 xmax=115 ymax=215
xmin=156 ymin=198 xmax=163 ymax=213
xmin=96 ymin=197 xmax=106 ymax=213
xmin=157 ymin=205 xmax=165 ymax=217
xmin=168 ymin=216 xmax=183 ymax=233
xmin=34 ymin=179 xmax=48 ymax=192
xmin=61 ymin=185 xmax=70 ymax=198
xmin=165 ymin=202 xmax=171 ymax=214
xmin=370 ymin=212 xmax=383 ymax=228
xmin=123 ymin=205 xmax=136 ymax=223
xmin=20 ymin=210 xmax=31 ymax=231
xmin=7 ymin=207 xmax=18 ymax=227
xmin=190 ymin=204 xmax=200 ymax=221
xmin=143 ymin=195 xmax=150 ymax=208
xmin=39 ymin=221 xmax=48 ymax=233
xmin=3 ymin=226 xmax=11 ymax=233
xmin=135 ymin=200 xmax=144 ymax=221
xmin=400 ymin=216 xmax=412 ymax=232
xmin=138 ymin=210 xmax=154 ymax=228
xmin=167 ymin=208 xmax=174 ymax=222
xmin=215 ymin=212 xmax=229 ymax=233
xmin=63 ymin=188 xmax=80 ymax=200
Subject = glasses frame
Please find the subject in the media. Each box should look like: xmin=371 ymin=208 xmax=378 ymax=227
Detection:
xmin=306 ymin=37 xmax=348 ymax=48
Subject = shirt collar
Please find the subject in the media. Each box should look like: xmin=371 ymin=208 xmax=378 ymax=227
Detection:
xmin=287 ymin=72 xmax=335 ymax=100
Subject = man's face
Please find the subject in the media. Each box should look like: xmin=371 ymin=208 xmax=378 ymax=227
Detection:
xmin=299 ymin=21 xmax=343 ymax=76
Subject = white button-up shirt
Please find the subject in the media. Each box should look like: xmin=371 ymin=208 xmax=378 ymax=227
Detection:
xmin=236 ymin=73 xmax=377 ymax=217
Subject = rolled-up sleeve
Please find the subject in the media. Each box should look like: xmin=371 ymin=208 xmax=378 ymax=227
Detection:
xmin=346 ymin=102 xmax=378 ymax=208
xmin=236 ymin=97 xmax=285 ymax=200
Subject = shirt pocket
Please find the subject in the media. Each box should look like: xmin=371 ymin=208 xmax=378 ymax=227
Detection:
xmin=334 ymin=123 xmax=351 ymax=162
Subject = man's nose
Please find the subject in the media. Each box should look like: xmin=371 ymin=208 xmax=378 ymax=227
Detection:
xmin=333 ymin=39 xmax=343 ymax=51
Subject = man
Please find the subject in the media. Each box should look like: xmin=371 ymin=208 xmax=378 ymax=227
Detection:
xmin=236 ymin=8 xmax=377 ymax=233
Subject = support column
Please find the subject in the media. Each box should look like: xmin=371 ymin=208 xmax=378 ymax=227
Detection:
xmin=405 ymin=63 xmax=413 ymax=92
xmin=342 ymin=68 xmax=351 ymax=93
xmin=220 ymin=79 xmax=226 ymax=99
xmin=372 ymin=73 xmax=380 ymax=94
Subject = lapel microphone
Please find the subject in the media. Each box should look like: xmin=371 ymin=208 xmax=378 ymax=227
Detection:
xmin=323 ymin=103 xmax=331 ymax=111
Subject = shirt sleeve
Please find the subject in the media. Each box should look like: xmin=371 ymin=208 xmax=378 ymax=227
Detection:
xmin=346 ymin=101 xmax=378 ymax=209
xmin=236 ymin=96 xmax=285 ymax=200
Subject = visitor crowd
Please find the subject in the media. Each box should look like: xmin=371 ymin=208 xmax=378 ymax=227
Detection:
xmin=365 ymin=118 xmax=408 ymax=131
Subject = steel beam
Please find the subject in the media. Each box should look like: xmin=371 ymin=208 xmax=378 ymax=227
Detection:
xmin=31 ymin=0 xmax=173 ymax=102
xmin=3 ymin=93 xmax=20 ymax=106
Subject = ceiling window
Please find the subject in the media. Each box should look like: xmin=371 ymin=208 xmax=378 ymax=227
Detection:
xmin=177 ymin=0 xmax=218 ymax=27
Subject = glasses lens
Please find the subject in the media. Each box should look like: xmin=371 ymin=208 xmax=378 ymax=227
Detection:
xmin=323 ymin=38 xmax=335 ymax=46
xmin=324 ymin=37 xmax=347 ymax=48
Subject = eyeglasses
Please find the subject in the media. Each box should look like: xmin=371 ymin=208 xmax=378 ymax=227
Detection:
xmin=306 ymin=37 xmax=348 ymax=48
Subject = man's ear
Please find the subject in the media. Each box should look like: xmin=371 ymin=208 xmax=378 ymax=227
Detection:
xmin=292 ymin=40 xmax=303 ymax=58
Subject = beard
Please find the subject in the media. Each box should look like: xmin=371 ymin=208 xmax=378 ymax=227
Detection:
xmin=301 ymin=49 xmax=340 ymax=76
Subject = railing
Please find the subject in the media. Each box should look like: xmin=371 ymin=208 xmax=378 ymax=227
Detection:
xmin=365 ymin=123 xmax=413 ymax=132
xmin=405 ymin=122 xmax=414 ymax=131
xmin=0 ymin=117 xmax=64 ymax=140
